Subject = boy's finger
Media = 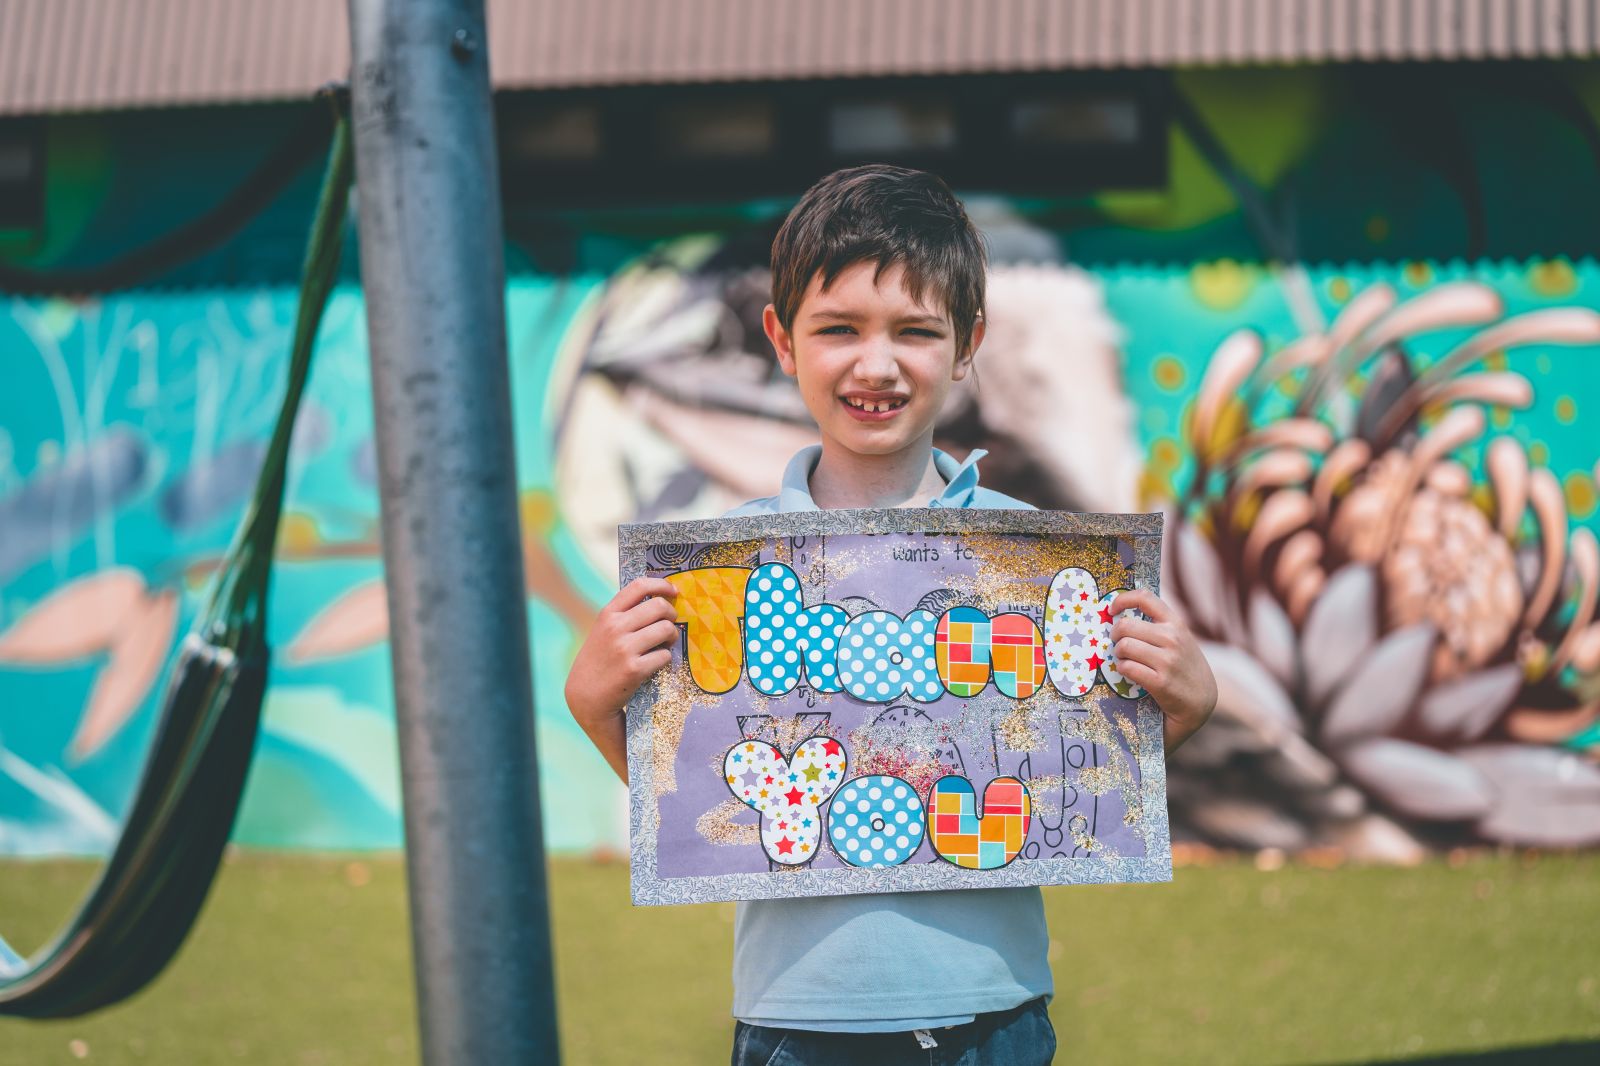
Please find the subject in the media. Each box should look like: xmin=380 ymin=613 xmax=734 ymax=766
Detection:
xmin=620 ymin=593 xmax=679 ymax=630
xmin=612 ymin=576 xmax=680 ymax=613
xmin=1111 ymin=655 xmax=1156 ymax=689
xmin=1112 ymin=635 xmax=1163 ymax=668
xmin=1110 ymin=615 xmax=1165 ymax=646
xmin=638 ymin=647 xmax=673 ymax=676
xmin=629 ymin=618 xmax=681 ymax=656
xmin=1109 ymin=588 xmax=1171 ymax=623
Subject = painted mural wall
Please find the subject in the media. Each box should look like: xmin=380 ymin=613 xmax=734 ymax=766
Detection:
xmin=2 ymin=67 xmax=1598 ymax=859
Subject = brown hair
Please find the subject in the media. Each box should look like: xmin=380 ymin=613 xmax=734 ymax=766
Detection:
xmin=770 ymin=165 xmax=987 ymax=357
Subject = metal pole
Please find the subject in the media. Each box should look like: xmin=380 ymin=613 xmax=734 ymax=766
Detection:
xmin=345 ymin=2 xmax=559 ymax=1063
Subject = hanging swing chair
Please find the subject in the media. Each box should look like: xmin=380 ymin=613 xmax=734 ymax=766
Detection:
xmin=0 ymin=100 xmax=353 ymax=1018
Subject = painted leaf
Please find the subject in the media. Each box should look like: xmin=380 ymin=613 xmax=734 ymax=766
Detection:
xmin=1301 ymin=565 xmax=1377 ymax=708
xmin=70 ymin=590 xmax=180 ymax=762
xmin=1414 ymin=663 xmax=1524 ymax=743
xmin=1319 ymin=624 xmax=1435 ymax=745
xmin=0 ymin=567 xmax=147 ymax=663
xmin=1459 ymin=744 xmax=1600 ymax=847
xmin=1199 ymin=640 xmax=1300 ymax=742
xmin=285 ymin=580 xmax=391 ymax=664
xmin=1338 ymin=738 xmax=1492 ymax=822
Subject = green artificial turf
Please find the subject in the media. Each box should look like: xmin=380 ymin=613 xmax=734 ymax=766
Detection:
xmin=1 ymin=852 xmax=1597 ymax=1064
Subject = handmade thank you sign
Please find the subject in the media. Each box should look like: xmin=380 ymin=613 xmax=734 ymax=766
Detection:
xmin=619 ymin=509 xmax=1171 ymax=906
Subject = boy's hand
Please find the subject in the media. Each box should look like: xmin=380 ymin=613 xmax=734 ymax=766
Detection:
xmin=1107 ymin=589 xmax=1217 ymax=753
xmin=564 ymin=577 xmax=680 ymax=782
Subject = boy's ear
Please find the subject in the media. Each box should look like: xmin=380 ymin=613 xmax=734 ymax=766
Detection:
xmin=763 ymin=303 xmax=799 ymax=378
xmin=952 ymin=314 xmax=986 ymax=382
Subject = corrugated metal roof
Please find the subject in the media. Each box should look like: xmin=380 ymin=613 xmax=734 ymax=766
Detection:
xmin=3 ymin=0 xmax=1597 ymax=116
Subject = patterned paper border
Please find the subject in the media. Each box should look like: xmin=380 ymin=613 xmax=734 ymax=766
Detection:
xmin=620 ymin=508 xmax=1171 ymax=906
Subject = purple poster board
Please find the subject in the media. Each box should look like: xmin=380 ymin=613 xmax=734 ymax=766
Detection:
xmin=620 ymin=508 xmax=1171 ymax=906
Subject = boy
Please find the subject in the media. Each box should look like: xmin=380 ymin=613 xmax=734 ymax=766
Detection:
xmin=566 ymin=165 xmax=1217 ymax=1064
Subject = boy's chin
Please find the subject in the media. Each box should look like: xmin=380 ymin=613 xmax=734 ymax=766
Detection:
xmin=827 ymin=425 xmax=927 ymax=459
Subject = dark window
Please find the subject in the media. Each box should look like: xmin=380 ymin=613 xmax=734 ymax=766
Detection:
xmin=829 ymin=97 xmax=957 ymax=155
xmin=0 ymin=120 xmax=45 ymax=231
xmin=506 ymin=103 xmax=602 ymax=163
xmin=658 ymin=98 xmax=775 ymax=159
xmin=1011 ymin=96 xmax=1142 ymax=147
xmin=497 ymin=72 xmax=1168 ymax=210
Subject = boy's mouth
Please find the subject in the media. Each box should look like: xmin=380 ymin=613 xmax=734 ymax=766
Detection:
xmin=840 ymin=394 xmax=908 ymax=420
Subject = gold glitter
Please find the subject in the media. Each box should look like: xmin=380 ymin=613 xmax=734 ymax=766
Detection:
xmin=806 ymin=545 xmax=870 ymax=597
xmin=996 ymin=703 xmax=1045 ymax=753
xmin=945 ymin=534 xmax=1130 ymax=614
xmin=1068 ymin=813 xmax=1106 ymax=855
xmin=696 ymin=797 xmax=759 ymax=847
xmin=646 ymin=660 xmax=724 ymax=796
xmin=700 ymin=539 xmax=764 ymax=568
xmin=1023 ymin=773 xmax=1066 ymax=819
xmin=1071 ymin=698 xmax=1144 ymax=828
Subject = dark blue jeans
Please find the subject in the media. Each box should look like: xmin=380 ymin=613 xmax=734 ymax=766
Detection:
xmin=731 ymin=996 xmax=1056 ymax=1066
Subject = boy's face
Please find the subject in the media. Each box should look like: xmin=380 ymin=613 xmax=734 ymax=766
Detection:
xmin=763 ymin=260 xmax=983 ymax=463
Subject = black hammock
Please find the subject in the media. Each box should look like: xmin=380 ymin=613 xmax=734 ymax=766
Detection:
xmin=0 ymin=103 xmax=352 ymax=1018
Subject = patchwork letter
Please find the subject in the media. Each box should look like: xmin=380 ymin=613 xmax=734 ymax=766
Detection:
xmin=928 ymin=776 xmax=1032 ymax=870
xmin=989 ymin=613 xmax=1046 ymax=698
xmin=935 ymin=606 xmax=992 ymax=697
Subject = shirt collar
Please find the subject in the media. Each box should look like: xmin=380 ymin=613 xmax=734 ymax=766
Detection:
xmin=777 ymin=445 xmax=990 ymax=513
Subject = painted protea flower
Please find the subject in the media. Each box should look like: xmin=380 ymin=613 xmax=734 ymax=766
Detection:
xmin=1164 ymin=281 xmax=1600 ymax=858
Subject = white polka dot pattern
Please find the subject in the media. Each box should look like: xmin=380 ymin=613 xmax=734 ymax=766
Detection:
xmin=834 ymin=609 xmax=943 ymax=703
xmin=826 ymin=775 xmax=923 ymax=868
xmin=743 ymin=563 xmax=848 ymax=695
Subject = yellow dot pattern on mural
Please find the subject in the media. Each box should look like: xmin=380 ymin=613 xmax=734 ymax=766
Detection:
xmin=1190 ymin=260 xmax=1255 ymax=310
xmin=279 ymin=512 xmax=322 ymax=554
xmin=1151 ymin=437 xmax=1182 ymax=471
xmin=1566 ymin=472 xmax=1597 ymax=519
xmin=1153 ymin=356 xmax=1186 ymax=391
xmin=1328 ymin=277 xmax=1352 ymax=303
xmin=1404 ymin=262 xmax=1433 ymax=287
xmin=663 ymin=567 xmax=752 ymax=694
xmin=1531 ymin=441 xmax=1551 ymax=467
xmin=519 ymin=489 xmax=559 ymax=535
xmin=1529 ymin=259 xmax=1578 ymax=298
xmin=1555 ymin=396 xmax=1578 ymax=424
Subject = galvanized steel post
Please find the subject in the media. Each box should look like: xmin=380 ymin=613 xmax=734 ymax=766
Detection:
xmin=345 ymin=1 xmax=559 ymax=1062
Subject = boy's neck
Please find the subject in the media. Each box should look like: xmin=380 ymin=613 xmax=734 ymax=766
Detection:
xmin=807 ymin=436 xmax=949 ymax=510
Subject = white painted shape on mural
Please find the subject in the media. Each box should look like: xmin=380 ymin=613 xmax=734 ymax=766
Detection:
xmin=0 ymin=739 xmax=117 ymax=857
xmin=974 ymin=264 xmax=1143 ymax=512
xmin=259 ymin=685 xmax=401 ymax=814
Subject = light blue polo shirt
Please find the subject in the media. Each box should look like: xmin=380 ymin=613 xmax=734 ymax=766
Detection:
xmin=721 ymin=445 xmax=1053 ymax=1032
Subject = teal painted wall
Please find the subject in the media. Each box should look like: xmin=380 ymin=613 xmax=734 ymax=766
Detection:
xmin=3 ymin=66 xmax=1599 ymax=858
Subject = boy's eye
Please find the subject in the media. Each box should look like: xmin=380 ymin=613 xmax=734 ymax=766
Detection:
xmin=818 ymin=325 xmax=856 ymax=335
xmin=902 ymin=328 xmax=942 ymax=338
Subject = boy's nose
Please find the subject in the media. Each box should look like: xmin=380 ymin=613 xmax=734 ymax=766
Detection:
xmin=851 ymin=340 xmax=899 ymax=385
